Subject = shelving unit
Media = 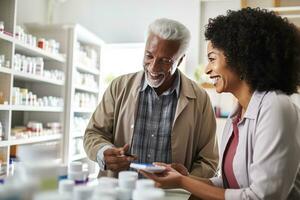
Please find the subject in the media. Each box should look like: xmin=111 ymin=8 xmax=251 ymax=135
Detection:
xmin=60 ymin=24 xmax=104 ymax=174
xmin=0 ymin=0 xmax=67 ymax=177
xmin=62 ymin=25 xmax=104 ymax=175
xmin=24 ymin=24 xmax=105 ymax=176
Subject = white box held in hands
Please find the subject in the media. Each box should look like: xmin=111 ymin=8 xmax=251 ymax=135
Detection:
xmin=130 ymin=163 xmax=166 ymax=173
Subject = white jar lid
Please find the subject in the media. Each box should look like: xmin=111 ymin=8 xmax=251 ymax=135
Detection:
xmin=118 ymin=171 xmax=138 ymax=180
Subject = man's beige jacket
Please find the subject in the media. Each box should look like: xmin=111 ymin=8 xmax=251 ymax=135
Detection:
xmin=84 ymin=70 xmax=218 ymax=177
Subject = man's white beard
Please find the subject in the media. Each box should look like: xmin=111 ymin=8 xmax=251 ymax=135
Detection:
xmin=145 ymin=72 xmax=165 ymax=88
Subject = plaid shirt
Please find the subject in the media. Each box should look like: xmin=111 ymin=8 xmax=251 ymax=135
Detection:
xmin=131 ymin=71 xmax=180 ymax=164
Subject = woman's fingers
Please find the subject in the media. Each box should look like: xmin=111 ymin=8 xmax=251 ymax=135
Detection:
xmin=139 ymin=170 xmax=159 ymax=180
xmin=153 ymin=162 xmax=169 ymax=167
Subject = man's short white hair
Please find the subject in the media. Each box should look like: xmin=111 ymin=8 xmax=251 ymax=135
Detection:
xmin=147 ymin=18 xmax=191 ymax=57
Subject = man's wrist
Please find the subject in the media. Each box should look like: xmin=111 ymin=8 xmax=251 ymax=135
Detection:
xmin=96 ymin=144 xmax=114 ymax=170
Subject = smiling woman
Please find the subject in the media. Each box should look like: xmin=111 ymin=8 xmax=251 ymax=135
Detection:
xmin=141 ymin=7 xmax=300 ymax=200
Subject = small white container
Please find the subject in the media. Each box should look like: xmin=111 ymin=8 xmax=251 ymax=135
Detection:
xmin=135 ymin=179 xmax=155 ymax=190
xmin=69 ymin=161 xmax=82 ymax=172
xmin=73 ymin=186 xmax=93 ymax=200
xmin=133 ymin=188 xmax=165 ymax=200
xmin=118 ymin=177 xmax=136 ymax=190
xmin=91 ymin=187 xmax=117 ymax=200
xmin=58 ymin=179 xmax=74 ymax=195
xmin=116 ymin=187 xmax=132 ymax=200
xmin=34 ymin=191 xmax=71 ymax=200
xmin=98 ymin=177 xmax=118 ymax=188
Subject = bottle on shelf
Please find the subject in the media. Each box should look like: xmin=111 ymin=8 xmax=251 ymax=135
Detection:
xmin=0 ymin=92 xmax=4 ymax=104
xmin=8 ymin=158 xmax=15 ymax=176
xmin=0 ymin=55 xmax=5 ymax=68
xmin=0 ymin=21 xmax=4 ymax=33
xmin=0 ymin=121 xmax=3 ymax=141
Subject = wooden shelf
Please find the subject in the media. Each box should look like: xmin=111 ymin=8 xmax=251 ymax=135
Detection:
xmin=13 ymin=71 xmax=64 ymax=86
xmin=75 ymin=85 xmax=99 ymax=94
xmin=10 ymin=134 xmax=61 ymax=145
xmin=267 ymin=6 xmax=300 ymax=12
xmin=15 ymin=40 xmax=66 ymax=63
xmin=11 ymin=105 xmax=63 ymax=112
xmin=76 ymin=64 xmax=100 ymax=75
xmin=280 ymin=14 xmax=300 ymax=19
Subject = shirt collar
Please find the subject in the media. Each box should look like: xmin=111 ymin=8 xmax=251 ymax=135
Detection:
xmin=140 ymin=70 xmax=181 ymax=98
xmin=229 ymin=90 xmax=267 ymax=120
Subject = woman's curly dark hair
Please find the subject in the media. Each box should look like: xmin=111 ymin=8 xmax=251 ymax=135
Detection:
xmin=205 ymin=7 xmax=300 ymax=95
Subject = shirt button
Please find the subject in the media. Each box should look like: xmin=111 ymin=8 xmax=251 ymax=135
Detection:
xmin=131 ymin=124 xmax=134 ymax=129
xmin=151 ymin=134 xmax=154 ymax=137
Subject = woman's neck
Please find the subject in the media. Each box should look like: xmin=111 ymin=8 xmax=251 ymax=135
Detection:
xmin=232 ymin=82 xmax=253 ymax=118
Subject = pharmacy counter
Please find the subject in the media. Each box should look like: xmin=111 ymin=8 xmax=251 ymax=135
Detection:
xmin=164 ymin=189 xmax=191 ymax=200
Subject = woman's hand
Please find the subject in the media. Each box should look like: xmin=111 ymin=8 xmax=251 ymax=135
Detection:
xmin=139 ymin=164 xmax=184 ymax=189
xmin=153 ymin=162 xmax=189 ymax=176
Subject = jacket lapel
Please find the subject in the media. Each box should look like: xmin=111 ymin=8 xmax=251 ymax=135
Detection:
xmin=173 ymin=71 xmax=196 ymax=126
xmin=128 ymin=71 xmax=144 ymax=148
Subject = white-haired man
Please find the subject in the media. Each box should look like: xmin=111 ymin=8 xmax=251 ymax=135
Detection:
xmin=84 ymin=18 xmax=218 ymax=178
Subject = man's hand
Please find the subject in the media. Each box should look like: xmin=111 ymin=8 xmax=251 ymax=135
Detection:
xmin=103 ymin=144 xmax=137 ymax=172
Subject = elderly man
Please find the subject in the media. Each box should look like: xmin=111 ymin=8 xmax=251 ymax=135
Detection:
xmin=84 ymin=18 xmax=218 ymax=178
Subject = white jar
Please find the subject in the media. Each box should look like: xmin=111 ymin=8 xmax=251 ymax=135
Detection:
xmin=73 ymin=186 xmax=93 ymax=200
xmin=133 ymin=188 xmax=165 ymax=200
xmin=116 ymin=187 xmax=132 ymax=200
xmin=34 ymin=191 xmax=71 ymax=200
xmin=98 ymin=177 xmax=118 ymax=188
xmin=135 ymin=179 xmax=155 ymax=190
xmin=58 ymin=179 xmax=74 ymax=195
xmin=91 ymin=187 xmax=117 ymax=200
